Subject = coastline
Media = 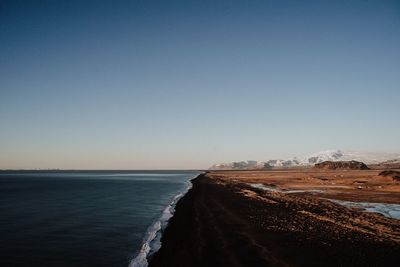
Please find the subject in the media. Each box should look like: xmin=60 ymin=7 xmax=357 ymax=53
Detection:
xmin=149 ymin=171 xmax=399 ymax=267
xmin=130 ymin=174 xmax=198 ymax=267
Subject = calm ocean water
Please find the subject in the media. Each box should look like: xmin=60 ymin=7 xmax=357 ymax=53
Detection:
xmin=0 ymin=170 xmax=200 ymax=267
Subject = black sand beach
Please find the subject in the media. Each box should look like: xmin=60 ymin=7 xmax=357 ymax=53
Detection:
xmin=149 ymin=173 xmax=399 ymax=267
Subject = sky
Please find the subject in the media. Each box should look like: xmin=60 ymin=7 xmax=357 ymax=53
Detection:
xmin=0 ymin=0 xmax=399 ymax=169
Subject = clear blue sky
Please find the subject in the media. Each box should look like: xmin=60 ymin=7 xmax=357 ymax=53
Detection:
xmin=1 ymin=0 xmax=399 ymax=169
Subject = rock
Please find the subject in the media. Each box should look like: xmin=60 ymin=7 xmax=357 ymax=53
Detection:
xmin=314 ymin=160 xmax=370 ymax=170
xmin=378 ymin=170 xmax=400 ymax=182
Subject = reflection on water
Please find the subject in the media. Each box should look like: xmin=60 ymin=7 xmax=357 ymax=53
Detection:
xmin=328 ymin=199 xmax=400 ymax=220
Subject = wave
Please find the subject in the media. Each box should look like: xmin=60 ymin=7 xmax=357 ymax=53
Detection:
xmin=129 ymin=178 xmax=194 ymax=267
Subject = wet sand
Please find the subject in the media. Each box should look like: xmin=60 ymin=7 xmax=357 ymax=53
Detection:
xmin=149 ymin=171 xmax=400 ymax=267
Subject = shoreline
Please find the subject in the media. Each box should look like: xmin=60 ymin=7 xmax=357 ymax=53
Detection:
xmin=149 ymin=171 xmax=399 ymax=267
xmin=130 ymin=174 xmax=199 ymax=267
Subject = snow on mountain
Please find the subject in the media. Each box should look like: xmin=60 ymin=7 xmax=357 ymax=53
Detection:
xmin=300 ymin=150 xmax=400 ymax=165
xmin=209 ymin=149 xmax=400 ymax=170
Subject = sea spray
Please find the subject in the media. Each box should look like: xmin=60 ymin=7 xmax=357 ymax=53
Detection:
xmin=129 ymin=178 xmax=194 ymax=267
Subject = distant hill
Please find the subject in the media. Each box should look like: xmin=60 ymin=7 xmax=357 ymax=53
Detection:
xmin=314 ymin=160 xmax=369 ymax=170
xmin=209 ymin=149 xmax=400 ymax=170
xmin=378 ymin=170 xmax=400 ymax=182
xmin=370 ymin=159 xmax=400 ymax=170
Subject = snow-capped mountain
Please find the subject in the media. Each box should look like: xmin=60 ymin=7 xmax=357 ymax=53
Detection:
xmin=299 ymin=150 xmax=400 ymax=165
xmin=209 ymin=150 xmax=400 ymax=170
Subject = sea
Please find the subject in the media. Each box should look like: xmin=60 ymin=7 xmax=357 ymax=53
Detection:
xmin=0 ymin=170 xmax=200 ymax=267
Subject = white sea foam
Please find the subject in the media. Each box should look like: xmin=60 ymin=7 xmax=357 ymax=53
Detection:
xmin=129 ymin=178 xmax=195 ymax=267
xmin=129 ymin=221 xmax=161 ymax=267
